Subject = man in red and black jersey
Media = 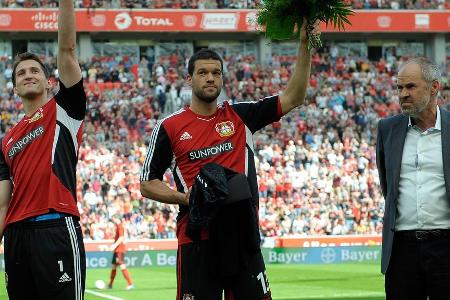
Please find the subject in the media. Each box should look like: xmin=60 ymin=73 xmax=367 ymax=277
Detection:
xmin=0 ymin=0 xmax=86 ymax=299
xmin=140 ymin=21 xmax=320 ymax=300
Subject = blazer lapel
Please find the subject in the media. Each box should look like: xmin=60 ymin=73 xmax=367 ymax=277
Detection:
xmin=391 ymin=114 xmax=409 ymax=198
xmin=440 ymin=108 xmax=450 ymax=203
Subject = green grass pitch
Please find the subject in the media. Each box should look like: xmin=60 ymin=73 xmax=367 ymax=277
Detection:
xmin=0 ymin=263 xmax=385 ymax=299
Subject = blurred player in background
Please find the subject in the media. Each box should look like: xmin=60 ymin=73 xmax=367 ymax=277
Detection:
xmin=0 ymin=0 xmax=86 ymax=299
xmin=108 ymin=214 xmax=134 ymax=290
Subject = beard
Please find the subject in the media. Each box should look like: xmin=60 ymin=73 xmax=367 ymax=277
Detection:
xmin=401 ymin=95 xmax=430 ymax=117
xmin=193 ymin=86 xmax=221 ymax=103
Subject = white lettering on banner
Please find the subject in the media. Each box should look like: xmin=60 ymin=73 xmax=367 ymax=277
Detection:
xmin=376 ymin=16 xmax=391 ymax=28
xmin=182 ymin=15 xmax=197 ymax=27
xmin=268 ymin=251 xmax=308 ymax=263
xmin=124 ymin=256 xmax=138 ymax=267
xmin=415 ymin=14 xmax=430 ymax=29
xmin=157 ymin=253 xmax=176 ymax=266
xmin=34 ymin=22 xmax=58 ymax=29
xmin=0 ymin=14 xmax=12 ymax=27
xmin=141 ymin=253 xmax=153 ymax=266
xmin=341 ymin=250 xmax=379 ymax=262
xmin=134 ymin=16 xmax=174 ymax=27
xmin=32 ymin=12 xmax=58 ymax=30
xmin=245 ymin=12 xmax=257 ymax=30
xmin=90 ymin=14 xmax=106 ymax=27
xmin=31 ymin=12 xmax=58 ymax=21
xmin=86 ymin=257 xmax=108 ymax=268
xmin=98 ymin=244 xmax=110 ymax=251
xmin=201 ymin=13 xmax=239 ymax=30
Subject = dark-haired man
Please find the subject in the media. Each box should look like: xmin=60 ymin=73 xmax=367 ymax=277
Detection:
xmin=0 ymin=0 xmax=87 ymax=299
xmin=140 ymin=20 xmax=320 ymax=300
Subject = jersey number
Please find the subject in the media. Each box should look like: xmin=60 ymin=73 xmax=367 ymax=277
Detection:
xmin=58 ymin=260 xmax=64 ymax=272
xmin=257 ymin=271 xmax=270 ymax=294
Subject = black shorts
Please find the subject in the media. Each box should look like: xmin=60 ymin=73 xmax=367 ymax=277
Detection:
xmin=112 ymin=252 xmax=125 ymax=265
xmin=4 ymin=216 xmax=86 ymax=300
xmin=177 ymin=240 xmax=272 ymax=300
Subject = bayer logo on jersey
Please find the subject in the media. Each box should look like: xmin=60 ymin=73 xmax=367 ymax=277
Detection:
xmin=95 ymin=279 xmax=106 ymax=289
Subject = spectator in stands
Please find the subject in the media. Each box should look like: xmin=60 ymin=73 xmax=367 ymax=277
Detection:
xmin=0 ymin=40 xmax=448 ymax=242
xmin=0 ymin=0 xmax=447 ymax=8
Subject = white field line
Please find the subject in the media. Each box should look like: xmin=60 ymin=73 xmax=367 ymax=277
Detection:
xmin=278 ymin=291 xmax=385 ymax=299
xmin=85 ymin=289 xmax=125 ymax=300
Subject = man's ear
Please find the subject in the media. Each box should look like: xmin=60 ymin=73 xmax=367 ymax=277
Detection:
xmin=46 ymin=79 xmax=53 ymax=91
xmin=186 ymin=74 xmax=192 ymax=87
xmin=431 ymin=80 xmax=440 ymax=96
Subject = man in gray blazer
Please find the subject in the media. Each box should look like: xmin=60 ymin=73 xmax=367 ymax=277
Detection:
xmin=376 ymin=56 xmax=450 ymax=299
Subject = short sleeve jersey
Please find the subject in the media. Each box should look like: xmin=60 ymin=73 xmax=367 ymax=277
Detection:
xmin=140 ymin=95 xmax=282 ymax=244
xmin=114 ymin=223 xmax=126 ymax=253
xmin=0 ymin=79 xmax=86 ymax=226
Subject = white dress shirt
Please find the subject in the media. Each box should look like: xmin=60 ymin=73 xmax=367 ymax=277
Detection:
xmin=396 ymin=108 xmax=450 ymax=230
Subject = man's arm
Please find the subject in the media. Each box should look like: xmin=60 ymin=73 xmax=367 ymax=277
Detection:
xmin=140 ymin=179 xmax=189 ymax=206
xmin=57 ymin=0 xmax=82 ymax=87
xmin=110 ymin=236 xmax=124 ymax=251
xmin=279 ymin=20 xmax=320 ymax=115
xmin=0 ymin=180 xmax=12 ymax=240
xmin=376 ymin=121 xmax=387 ymax=198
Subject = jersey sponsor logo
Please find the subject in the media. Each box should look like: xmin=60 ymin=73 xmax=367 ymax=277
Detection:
xmin=28 ymin=108 xmax=44 ymax=123
xmin=180 ymin=131 xmax=192 ymax=141
xmin=215 ymin=121 xmax=235 ymax=137
xmin=8 ymin=126 xmax=44 ymax=159
xmin=182 ymin=294 xmax=195 ymax=300
xmin=188 ymin=142 xmax=233 ymax=161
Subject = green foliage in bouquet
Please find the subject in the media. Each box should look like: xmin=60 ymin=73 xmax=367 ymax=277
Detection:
xmin=256 ymin=0 xmax=354 ymax=48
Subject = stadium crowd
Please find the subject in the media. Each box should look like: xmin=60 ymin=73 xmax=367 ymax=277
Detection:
xmin=0 ymin=0 xmax=448 ymax=9
xmin=0 ymin=46 xmax=449 ymax=241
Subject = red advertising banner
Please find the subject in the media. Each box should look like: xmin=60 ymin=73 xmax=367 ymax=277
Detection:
xmin=0 ymin=9 xmax=448 ymax=32
xmin=84 ymin=239 xmax=178 ymax=252
xmin=81 ymin=235 xmax=381 ymax=252
xmin=0 ymin=235 xmax=382 ymax=253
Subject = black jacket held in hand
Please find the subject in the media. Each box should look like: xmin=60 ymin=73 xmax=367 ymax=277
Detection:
xmin=186 ymin=162 xmax=261 ymax=278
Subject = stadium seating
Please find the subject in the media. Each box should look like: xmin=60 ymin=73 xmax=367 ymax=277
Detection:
xmin=0 ymin=48 xmax=449 ymax=240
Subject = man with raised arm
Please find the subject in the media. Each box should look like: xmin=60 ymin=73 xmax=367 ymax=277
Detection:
xmin=0 ymin=0 xmax=87 ymax=298
xmin=141 ymin=20 xmax=320 ymax=299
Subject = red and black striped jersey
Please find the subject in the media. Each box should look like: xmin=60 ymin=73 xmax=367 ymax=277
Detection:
xmin=0 ymin=79 xmax=86 ymax=226
xmin=140 ymin=95 xmax=282 ymax=245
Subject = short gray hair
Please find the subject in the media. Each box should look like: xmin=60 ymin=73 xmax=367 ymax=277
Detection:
xmin=400 ymin=56 xmax=441 ymax=83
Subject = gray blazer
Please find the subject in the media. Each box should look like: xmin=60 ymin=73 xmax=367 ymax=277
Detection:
xmin=376 ymin=107 xmax=450 ymax=274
